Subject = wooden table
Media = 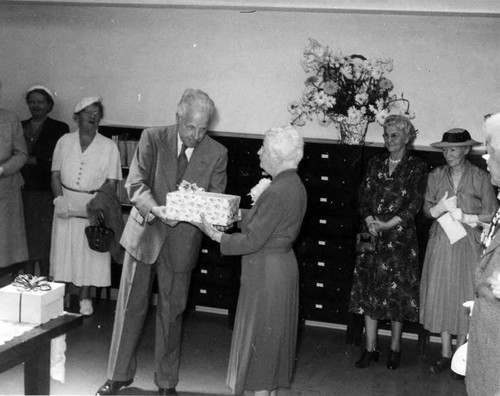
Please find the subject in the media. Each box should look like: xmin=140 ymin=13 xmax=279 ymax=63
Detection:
xmin=0 ymin=313 xmax=83 ymax=395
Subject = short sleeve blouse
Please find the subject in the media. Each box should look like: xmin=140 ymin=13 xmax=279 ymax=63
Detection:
xmin=52 ymin=131 xmax=121 ymax=191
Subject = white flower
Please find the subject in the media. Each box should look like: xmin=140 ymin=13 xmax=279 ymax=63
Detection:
xmin=248 ymin=178 xmax=272 ymax=206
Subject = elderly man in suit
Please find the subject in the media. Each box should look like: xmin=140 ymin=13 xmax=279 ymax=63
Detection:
xmin=97 ymin=89 xmax=227 ymax=396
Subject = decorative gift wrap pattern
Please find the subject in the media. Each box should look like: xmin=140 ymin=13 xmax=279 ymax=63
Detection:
xmin=0 ymin=281 xmax=65 ymax=324
xmin=166 ymin=181 xmax=240 ymax=226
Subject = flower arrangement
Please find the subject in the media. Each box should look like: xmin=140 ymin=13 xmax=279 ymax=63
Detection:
xmin=248 ymin=178 xmax=272 ymax=206
xmin=288 ymin=38 xmax=414 ymax=129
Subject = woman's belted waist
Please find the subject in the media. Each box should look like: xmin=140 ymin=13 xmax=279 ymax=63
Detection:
xmin=261 ymin=244 xmax=293 ymax=253
xmin=62 ymin=182 xmax=97 ymax=194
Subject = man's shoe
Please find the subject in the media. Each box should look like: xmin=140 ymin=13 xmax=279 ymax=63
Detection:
xmin=96 ymin=379 xmax=133 ymax=395
xmin=158 ymin=387 xmax=177 ymax=395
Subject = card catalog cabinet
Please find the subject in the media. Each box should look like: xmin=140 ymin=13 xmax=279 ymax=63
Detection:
xmin=295 ymin=143 xmax=364 ymax=324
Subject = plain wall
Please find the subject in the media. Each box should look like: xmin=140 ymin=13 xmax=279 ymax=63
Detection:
xmin=1 ymin=3 xmax=500 ymax=146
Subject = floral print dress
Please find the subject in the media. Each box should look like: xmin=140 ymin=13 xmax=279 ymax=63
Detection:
xmin=349 ymin=153 xmax=428 ymax=322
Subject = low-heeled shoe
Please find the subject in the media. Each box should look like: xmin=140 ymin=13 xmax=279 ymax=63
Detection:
xmin=387 ymin=350 xmax=401 ymax=370
xmin=355 ymin=349 xmax=380 ymax=368
xmin=428 ymin=356 xmax=451 ymax=374
xmin=158 ymin=387 xmax=177 ymax=395
xmin=96 ymin=379 xmax=133 ymax=395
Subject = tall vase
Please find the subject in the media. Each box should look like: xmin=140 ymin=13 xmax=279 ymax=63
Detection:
xmin=333 ymin=115 xmax=370 ymax=145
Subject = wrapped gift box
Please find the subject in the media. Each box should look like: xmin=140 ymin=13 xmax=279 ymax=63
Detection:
xmin=166 ymin=190 xmax=240 ymax=226
xmin=0 ymin=282 xmax=65 ymax=324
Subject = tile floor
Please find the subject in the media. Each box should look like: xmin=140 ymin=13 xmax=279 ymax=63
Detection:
xmin=0 ymin=292 xmax=466 ymax=396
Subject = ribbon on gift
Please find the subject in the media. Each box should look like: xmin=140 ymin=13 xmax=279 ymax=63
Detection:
xmin=11 ymin=275 xmax=52 ymax=322
xmin=12 ymin=275 xmax=52 ymax=292
xmin=178 ymin=180 xmax=205 ymax=193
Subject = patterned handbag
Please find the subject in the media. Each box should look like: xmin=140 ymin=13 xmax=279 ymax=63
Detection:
xmin=84 ymin=219 xmax=114 ymax=253
xmin=355 ymin=232 xmax=377 ymax=254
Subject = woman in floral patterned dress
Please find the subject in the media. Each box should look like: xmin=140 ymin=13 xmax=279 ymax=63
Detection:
xmin=349 ymin=115 xmax=428 ymax=370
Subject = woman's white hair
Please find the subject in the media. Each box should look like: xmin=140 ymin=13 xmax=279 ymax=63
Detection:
xmin=484 ymin=112 xmax=500 ymax=152
xmin=265 ymin=125 xmax=304 ymax=167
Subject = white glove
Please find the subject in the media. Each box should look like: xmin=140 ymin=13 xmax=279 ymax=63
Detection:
xmin=53 ymin=196 xmax=70 ymax=219
xmin=450 ymin=208 xmax=463 ymax=221
xmin=461 ymin=213 xmax=479 ymax=228
xmin=429 ymin=192 xmax=456 ymax=218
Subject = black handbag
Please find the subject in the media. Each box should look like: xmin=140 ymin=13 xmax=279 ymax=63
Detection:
xmin=85 ymin=219 xmax=114 ymax=253
xmin=355 ymin=232 xmax=376 ymax=254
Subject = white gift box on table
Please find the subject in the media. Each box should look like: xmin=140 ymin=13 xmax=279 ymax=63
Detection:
xmin=166 ymin=190 xmax=240 ymax=226
xmin=0 ymin=282 xmax=65 ymax=324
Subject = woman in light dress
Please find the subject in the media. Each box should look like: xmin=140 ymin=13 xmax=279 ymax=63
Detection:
xmin=50 ymin=97 xmax=121 ymax=315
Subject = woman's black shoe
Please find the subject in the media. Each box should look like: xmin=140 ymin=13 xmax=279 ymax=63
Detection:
xmin=387 ymin=350 xmax=401 ymax=370
xmin=428 ymin=356 xmax=451 ymax=374
xmin=355 ymin=349 xmax=380 ymax=368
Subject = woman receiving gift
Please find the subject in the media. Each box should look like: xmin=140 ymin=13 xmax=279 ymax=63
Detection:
xmin=419 ymin=128 xmax=497 ymax=378
xmin=50 ymin=97 xmax=121 ymax=316
xmin=349 ymin=114 xmax=428 ymax=370
xmin=194 ymin=126 xmax=307 ymax=396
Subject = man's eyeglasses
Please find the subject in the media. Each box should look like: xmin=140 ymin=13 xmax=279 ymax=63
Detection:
xmin=184 ymin=123 xmax=207 ymax=135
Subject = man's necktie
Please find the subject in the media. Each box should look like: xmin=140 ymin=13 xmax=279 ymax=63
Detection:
xmin=176 ymin=144 xmax=188 ymax=186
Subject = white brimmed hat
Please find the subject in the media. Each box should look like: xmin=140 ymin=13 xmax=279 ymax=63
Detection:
xmin=74 ymin=96 xmax=102 ymax=113
xmin=27 ymin=84 xmax=55 ymax=101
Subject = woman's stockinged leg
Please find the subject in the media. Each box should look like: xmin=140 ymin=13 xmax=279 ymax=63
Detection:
xmin=440 ymin=331 xmax=453 ymax=358
xmin=390 ymin=320 xmax=403 ymax=352
xmin=365 ymin=315 xmax=378 ymax=351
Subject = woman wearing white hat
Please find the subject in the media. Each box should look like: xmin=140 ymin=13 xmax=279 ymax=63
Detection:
xmin=50 ymin=97 xmax=122 ymax=315
xmin=419 ymin=128 xmax=497 ymax=378
xmin=20 ymin=84 xmax=69 ymax=277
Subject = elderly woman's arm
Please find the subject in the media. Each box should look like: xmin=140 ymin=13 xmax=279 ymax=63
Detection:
xmin=0 ymin=117 xmax=28 ymax=178
xmin=395 ymin=160 xmax=428 ymax=225
xmin=358 ymin=158 xmax=377 ymax=230
xmin=372 ymin=160 xmax=428 ymax=233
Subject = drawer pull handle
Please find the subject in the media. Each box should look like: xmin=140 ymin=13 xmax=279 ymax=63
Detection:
xmin=321 ymin=176 xmax=329 ymax=181
xmin=316 ymin=283 xmax=324 ymax=288
xmin=317 ymin=262 xmax=325 ymax=267
xmin=321 ymin=153 xmax=329 ymax=159
xmin=320 ymin=197 xmax=327 ymax=203
xmin=315 ymin=304 xmax=323 ymax=309
xmin=200 ymin=289 xmax=207 ymax=294
xmin=318 ymin=241 xmax=326 ymax=246
xmin=319 ymin=219 xmax=327 ymax=224
xmin=201 ymin=269 xmax=208 ymax=274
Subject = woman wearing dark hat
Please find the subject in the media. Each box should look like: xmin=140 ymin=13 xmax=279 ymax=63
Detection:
xmin=420 ymin=128 xmax=497 ymax=378
xmin=50 ymin=97 xmax=121 ymax=316
xmin=21 ymin=85 xmax=69 ymax=277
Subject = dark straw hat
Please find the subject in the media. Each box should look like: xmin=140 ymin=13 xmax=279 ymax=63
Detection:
xmin=430 ymin=128 xmax=481 ymax=148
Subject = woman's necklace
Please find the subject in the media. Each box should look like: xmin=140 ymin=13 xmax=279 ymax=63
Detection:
xmin=389 ymin=158 xmax=402 ymax=164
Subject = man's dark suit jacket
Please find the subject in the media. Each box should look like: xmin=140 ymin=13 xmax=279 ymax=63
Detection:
xmin=120 ymin=125 xmax=228 ymax=272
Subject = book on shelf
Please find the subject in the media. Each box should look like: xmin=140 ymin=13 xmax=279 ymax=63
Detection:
xmin=112 ymin=135 xmax=138 ymax=167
